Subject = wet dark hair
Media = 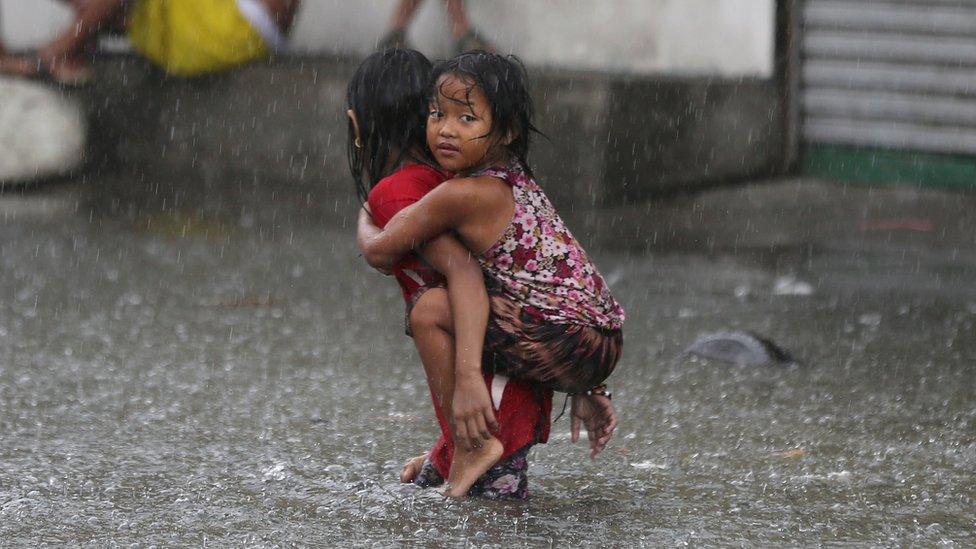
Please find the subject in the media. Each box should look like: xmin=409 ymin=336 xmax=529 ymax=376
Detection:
xmin=430 ymin=51 xmax=543 ymax=175
xmin=346 ymin=49 xmax=434 ymax=202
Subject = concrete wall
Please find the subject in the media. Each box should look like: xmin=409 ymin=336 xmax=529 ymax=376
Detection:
xmin=2 ymin=2 xmax=783 ymax=202
xmin=604 ymin=77 xmax=783 ymax=201
xmin=78 ymin=55 xmax=783 ymax=212
xmin=0 ymin=0 xmax=774 ymax=76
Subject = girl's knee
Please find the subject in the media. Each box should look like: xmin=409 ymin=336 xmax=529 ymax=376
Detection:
xmin=409 ymin=288 xmax=452 ymax=334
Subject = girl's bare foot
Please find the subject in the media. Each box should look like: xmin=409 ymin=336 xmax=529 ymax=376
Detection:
xmin=400 ymin=453 xmax=428 ymax=483
xmin=440 ymin=436 xmax=503 ymax=498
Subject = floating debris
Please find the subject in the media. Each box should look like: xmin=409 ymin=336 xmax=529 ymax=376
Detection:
xmin=630 ymin=461 xmax=668 ymax=470
xmin=679 ymin=331 xmax=798 ymax=367
xmin=858 ymin=313 xmax=882 ymax=329
xmin=773 ymin=275 xmax=814 ymax=296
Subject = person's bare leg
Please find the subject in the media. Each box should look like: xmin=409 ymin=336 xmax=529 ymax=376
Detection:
xmin=38 ymin=0 xmax=126 ymax=61
xmin=0 ymin=0 xmax=106 ymax=79
xmin=377 ymin=0 xmax=422 ymax=49
xmin=445 ymin=0 xmax=494 ymax=52
xmin=389 ymin=0 xmax=425 ymax=32
xmin=410 ymin=289 xmax=457 ymax=429
xmin=402 ymin=289 xmax=457 ymax=483
xmin=443 ymin=0 xmax=471 ymax=39
xmin=259 ymin=0 xmax=301 ymax=34
xmin=0 ymin=0 xmax=128 ymax=82
xmin=0 ymin=45 xmax=38 ymax=76
xmin=0 ymin=25 xmax=29 ymax=75
xmin=408 ymin=288 xmax=502 ymax=497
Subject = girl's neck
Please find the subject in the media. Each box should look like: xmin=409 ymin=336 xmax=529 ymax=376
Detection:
xmin=383 ymin=146 xmax=426 ymax=176
xmin=458 ymin=154 xmax=510 ymax=177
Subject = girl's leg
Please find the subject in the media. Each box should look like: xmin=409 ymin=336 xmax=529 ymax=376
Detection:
xmin=408 ymin=288 xmax=502 ymax=497
xmin=409 ymin=288 xmax=457 ymax=431
xmin=399 ymin=289 xmax=453 ymax=483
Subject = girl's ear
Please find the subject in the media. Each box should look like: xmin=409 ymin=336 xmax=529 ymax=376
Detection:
xmin=347 ymin=109 xmax=363 ymax=147
xmin=503 ymin=129 xmax=517 ymax=146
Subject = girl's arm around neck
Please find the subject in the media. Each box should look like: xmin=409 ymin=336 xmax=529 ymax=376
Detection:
xmin=357 ymin=178 xmax=491 ymax=270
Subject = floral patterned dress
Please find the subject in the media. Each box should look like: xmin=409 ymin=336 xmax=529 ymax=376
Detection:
xmin=471 ymin=159 xmax=625 ymax=394
xmin=474 ymin=160 xmax=625 ymax=332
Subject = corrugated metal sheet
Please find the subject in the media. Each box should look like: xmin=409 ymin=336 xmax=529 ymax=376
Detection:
xmin=801 ymin=0 xmax=976 ymax=155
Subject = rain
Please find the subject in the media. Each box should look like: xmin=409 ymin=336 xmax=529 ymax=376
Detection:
xmin=1 ymin=0 xmax=974 ymax=546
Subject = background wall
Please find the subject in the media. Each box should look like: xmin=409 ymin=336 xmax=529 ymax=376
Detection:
xmin=0 ymin=0 xmax=775 ymax=77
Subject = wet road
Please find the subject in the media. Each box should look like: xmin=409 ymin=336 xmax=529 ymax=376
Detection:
xmin=1 ymin=175 xmax=974 ymax=546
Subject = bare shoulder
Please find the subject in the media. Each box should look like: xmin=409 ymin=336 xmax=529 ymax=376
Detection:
xmin=437 ymin=175 xmax=512 ymax=204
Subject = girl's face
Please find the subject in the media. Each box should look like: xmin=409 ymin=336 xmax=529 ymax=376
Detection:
xmin=427 ymin=74 xmax=506 ymax=173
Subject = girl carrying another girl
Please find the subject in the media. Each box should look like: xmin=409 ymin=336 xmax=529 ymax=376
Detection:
xmin=357 ymin=51 xmax=625 ymax=494
xmin=348 ymin=49 xmax=553 ymax=499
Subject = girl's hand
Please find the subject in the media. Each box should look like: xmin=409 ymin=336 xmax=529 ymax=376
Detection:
xmin=451 ymin=373 xmax=499 ymax=451
xmin=357 ymin=206 xmax=397 ymax=272
xmin=357 ymin=206 xmax=378 ymax=246
xmin=570 ymin=394 xmax=617 ymax=458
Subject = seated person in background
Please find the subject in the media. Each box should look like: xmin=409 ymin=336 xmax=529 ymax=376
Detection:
xmin=0 ymin=0 xmax=300 ymax=85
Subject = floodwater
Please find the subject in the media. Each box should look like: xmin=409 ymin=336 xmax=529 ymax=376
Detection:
xmin=1 ymin=175 xmax=974 ymax=546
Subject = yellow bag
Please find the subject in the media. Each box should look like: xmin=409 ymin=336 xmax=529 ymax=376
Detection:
xmin=129 ymin=0 xmax=269 ymax=77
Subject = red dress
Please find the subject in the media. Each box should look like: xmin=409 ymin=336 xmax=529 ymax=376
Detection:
xmin=367 ymin=163 xmax=552 ymax=480
xmin=367 ymin=163 xmax=448 ymax=305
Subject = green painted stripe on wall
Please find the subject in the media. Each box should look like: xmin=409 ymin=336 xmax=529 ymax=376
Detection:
xmin=802 ymin=145 xmax=976 ymax=189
